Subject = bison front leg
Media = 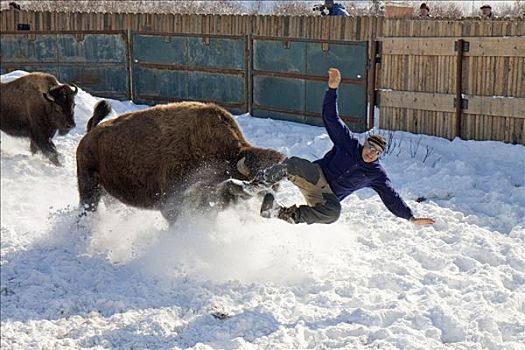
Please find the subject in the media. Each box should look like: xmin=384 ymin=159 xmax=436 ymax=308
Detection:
xmin=77 ymin=168 xmax=102 ymax=214
xmin=219 ymin=178 xmax=272 ymax=201
xmin=213 ymin=179 xmax=266 ymax=209
xmin=31 ymin=136 xmax=61 ymax=166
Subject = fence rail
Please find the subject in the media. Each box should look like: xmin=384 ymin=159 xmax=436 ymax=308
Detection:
xmin=1 ymin=10 xmax=524 ymax=143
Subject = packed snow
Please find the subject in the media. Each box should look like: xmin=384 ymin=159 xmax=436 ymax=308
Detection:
xmin=1 ymin=70 xmax=524 ymax=350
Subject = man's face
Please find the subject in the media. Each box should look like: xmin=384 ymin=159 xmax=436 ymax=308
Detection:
xmin=362 ymin=141 xmax=382 ymax=163
xmin=420 ymin=8 xmax=429 ymax=16
xmin=482 ymin=8 xmax=491 ymax=16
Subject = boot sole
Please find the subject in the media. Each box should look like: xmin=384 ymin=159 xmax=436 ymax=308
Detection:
xmin=260 ymin=192 xmax=275 ymax=218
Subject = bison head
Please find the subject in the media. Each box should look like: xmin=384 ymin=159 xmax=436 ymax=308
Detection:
xmin=236 ymin=147 xmax=286 ymax=180
xmin=43 ymin=83 xmax=78 ymax=135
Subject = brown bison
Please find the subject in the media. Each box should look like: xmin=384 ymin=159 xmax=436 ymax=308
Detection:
xmin=0 ymin=72 xmax=79 ymax=166
xmin=76 ymin=101 xmax=285 ymax=223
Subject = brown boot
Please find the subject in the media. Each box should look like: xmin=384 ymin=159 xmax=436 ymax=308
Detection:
xmin=277 ymin=205 xmax=298 ymax=224
xmin=260 ymin=193 xmax=297 ymax=224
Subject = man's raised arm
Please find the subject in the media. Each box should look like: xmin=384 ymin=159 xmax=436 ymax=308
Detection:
xmin=322 ymin=68 xmax=359 ymax=154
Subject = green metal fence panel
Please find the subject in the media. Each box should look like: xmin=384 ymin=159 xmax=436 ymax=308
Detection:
xmin=1 ymin=32 xmax=368 ymax=129
xmin=306 ymin=42 xmax=367 ymax=79
xmin=253 ymin=40 xmax=306 ymax=73
xmin=0 ymin=32 xmax=129 ymax=100
xmin=133 ymin=34 xmax=187 ymax=65
xmin=131 ymin=33 xmax=247 ymax=113
xmin=57 ymin=35 xmax=127 ymax=63
xmin=0 ymin=34 xmax=58 ymax=62
xmin=253 ymin=76 xmax=305 ymax=111
xmin=252 ymin=37 xmax=368 ymax=131
xmin=187 ymin=36 xmax=245 ymax=70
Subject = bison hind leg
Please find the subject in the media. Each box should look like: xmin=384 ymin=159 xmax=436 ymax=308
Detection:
xmin=160 ymin=204 xmax=181 ymax=226
xmin=30 ymin=140 xmax=38 ymax=154
xmin=78 ymin=168 xmax=103 ymax=214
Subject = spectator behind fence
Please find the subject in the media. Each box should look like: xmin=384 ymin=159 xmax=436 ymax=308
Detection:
xmin=480 ymin=4 xmax=495 ymax=19
xmin=314 ymin=0 xmax=349 ymax=16
xmin=9 ymin=2 xmax=21 ymax=10
xmin=419 ymin=3 xmax=431 ymax=17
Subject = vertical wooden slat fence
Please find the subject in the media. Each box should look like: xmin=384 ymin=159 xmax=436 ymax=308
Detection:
xmin=1 ymin=10 xmax=524 ymax=143
xmin=377 ymin=36 xmax=524 ymax=143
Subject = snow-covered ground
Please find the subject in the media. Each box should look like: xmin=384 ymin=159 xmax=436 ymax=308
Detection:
xmin=1 ymin=70 xmax=524 ymax=350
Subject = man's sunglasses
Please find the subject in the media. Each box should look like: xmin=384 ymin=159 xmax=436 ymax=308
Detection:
xmin=366 ymin=141 xmax=383 ymax=156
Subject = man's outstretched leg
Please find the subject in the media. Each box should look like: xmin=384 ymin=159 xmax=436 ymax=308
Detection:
xmin=259 ymin=157 xmax=341 ymax=224
xmin=260 ymin=191 xmax=340 ymax=224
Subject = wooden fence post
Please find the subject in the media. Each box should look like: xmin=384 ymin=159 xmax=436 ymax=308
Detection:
xmin=368 ymin=40 xmax=381 ymax=129
xmin=454 ymin=39 xmax=466 ymax=139
xmin=126 ymin=28 xmax=133 ymax=101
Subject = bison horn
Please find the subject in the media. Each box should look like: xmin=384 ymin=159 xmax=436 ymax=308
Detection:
xmin=43 ymin=92 xmax=55 ymax=102
xmin=70 ymin=83 xmax=79 ymax=95
xmin=236 ymin=157 xmax=251 ymax=177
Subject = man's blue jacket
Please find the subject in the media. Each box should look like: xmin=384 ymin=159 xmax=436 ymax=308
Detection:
xmin=330 ymin=3 xmax=349 ymax=16
xmin=314 ymin=88 xmax=413 ymax=220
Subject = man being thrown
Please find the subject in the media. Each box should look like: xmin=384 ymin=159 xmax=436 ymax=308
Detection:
xmin=249 ymin=68 xmax=434 ymax=226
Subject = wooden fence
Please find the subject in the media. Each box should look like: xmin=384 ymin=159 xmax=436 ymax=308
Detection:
xmin=1 ymin=10 xmax=524 ymax=143
xmin=378 ymin=37 xmax=525 ymax=143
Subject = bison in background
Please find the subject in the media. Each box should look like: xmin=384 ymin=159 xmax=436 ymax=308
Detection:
xmin=0 ymin=72 xmax=79 ymax=166
xmin=76 ymin=101 xmax=285 ymax=223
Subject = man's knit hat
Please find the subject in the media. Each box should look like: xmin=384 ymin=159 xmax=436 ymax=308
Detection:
xmin=367 ymin=135 xmax=387 ymax=152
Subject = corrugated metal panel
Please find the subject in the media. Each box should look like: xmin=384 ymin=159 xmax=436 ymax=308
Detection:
xmin=131 ymin=33 xmax=247 ymax=111
xmin=0 ymin=32 xmax=129 ymax=99
xmin=252 ymin=37 xmax=368 ymax=131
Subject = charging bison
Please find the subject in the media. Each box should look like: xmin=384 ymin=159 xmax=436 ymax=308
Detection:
xmin=76 ymin=101 xmax=285 ymax=223
xmin=0 ymin=72 xmax=79 ymax=166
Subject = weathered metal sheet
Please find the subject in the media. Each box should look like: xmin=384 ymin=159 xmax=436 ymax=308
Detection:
xmin=0 ymin=34 xmax=58 ymax=62
xmin=252 ymin=37 xmax=368 ymax=131
xmin=253 ymin=40 xmax=306 ymax=73
xmin=132 ymin=66 xmax=244 ymax=109
xmin=306 ymin=41 xmax=367 ymax=80
xmin=187 ymin=36 xmax=245 ymax=70
xmin=187 ymin=71 xmax=244 ymax=103
xmin=253 ymin=76 xmax=305 ymax=111
xmin=131 ymin=33 xmax=247 ymax=111
xmin=305 ymin=81 xmax=366 ymax=122
xmin=133 ymin=34 xmax=187 ymax=65
xmin=57 ymin=34 xmax=127 ymax=63
xmin=0 ymin=32 xmax=129 ymax=99
xmin=58 ymin=65 xmax=129 ymax=99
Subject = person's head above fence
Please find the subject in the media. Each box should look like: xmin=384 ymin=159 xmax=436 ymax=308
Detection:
xmin=324 ymin=0 xmax=335 ymax=8
xmin=419 ymin=3 xmax=430 ymax=17
xmin=312 ymin=0 xmax=349 ymax=16
xmin=480 ymin=4 xmax=494 ymax=18
xmin=9 ymin=2 xmax=21 ymax=10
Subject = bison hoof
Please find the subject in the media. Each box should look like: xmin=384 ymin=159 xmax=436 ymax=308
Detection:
xmin=48 ymin=154 xmax=63 ymax=166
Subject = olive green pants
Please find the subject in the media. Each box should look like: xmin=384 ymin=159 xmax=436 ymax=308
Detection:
xmin=282 ymin=157 xmax=341 ymax=224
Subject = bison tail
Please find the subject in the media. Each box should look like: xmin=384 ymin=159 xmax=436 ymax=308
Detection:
xmin=87 ymin=100 xmax=112 ymax=132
